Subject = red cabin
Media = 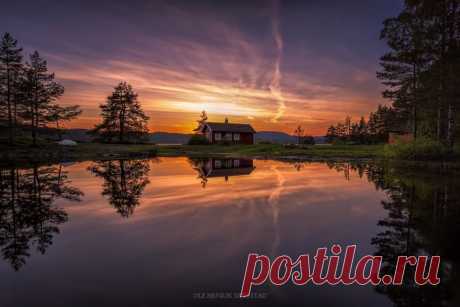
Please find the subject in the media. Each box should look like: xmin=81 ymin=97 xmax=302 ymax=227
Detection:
xmin=195 ymin=119 xmax=256 ymax=145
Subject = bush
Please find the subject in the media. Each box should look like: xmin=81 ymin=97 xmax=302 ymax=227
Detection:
xmin=257 ymin=140 xmax=273 ymax=145
xmin=303 ymin=136 xmax=315 ymax=145
xmin=187 ymin=135 xmax=210 ymax=145
xmin=383 ymin=138 xmax=451 ymax=160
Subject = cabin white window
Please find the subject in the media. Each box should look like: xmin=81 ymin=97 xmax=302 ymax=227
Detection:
xmin=214 ymin=160 xmax=222 ymax=168
xmin=215 ymin=133 xmax=222 ymax=141
xmin=233 ymin=159 xmax=240 ymax=167
xmin=233 ymin=133 xmax=240 ymax=141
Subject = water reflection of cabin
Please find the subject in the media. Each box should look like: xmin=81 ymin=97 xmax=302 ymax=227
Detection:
xmin=193 ymin=158 xmax=255 ymax=186
xmin=205 ymin=158 xmax=254 ymax=178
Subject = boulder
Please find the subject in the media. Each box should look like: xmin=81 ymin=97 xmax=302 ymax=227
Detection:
xmin=58 ymin=139 xmax=77 ymax=146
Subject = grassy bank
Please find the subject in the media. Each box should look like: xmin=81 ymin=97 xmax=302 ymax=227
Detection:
xmin=0 ymin=143 xmax=383 ymax=164
xmin=0 ymin=143 xmax=158 ymax=164
xmin=4 ymin=142 xmax=460 ymax=167
xmin=155 ymin=144 xmax=383 ymax=159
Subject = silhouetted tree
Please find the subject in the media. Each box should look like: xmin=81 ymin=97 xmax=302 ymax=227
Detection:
xmin=0 ymin=33 xmax=23 ymax=145
xmin=197 ymin=110 xmax=207 ymax=126
xmin=378 ymin=9 xmax=429 ymax=140
xmin=378 ymin=0 xmax=460 ymax=149
xmin=0 ymin=164 xmax=82 ymax=270
xmin=91 ymin=82 xmax=149 ymax=143
xmin=294 ymin=125 xmax=304 ymax=145
xmin=327 ymin=106 xmax=397 ymax=144
xmin=327 ymin=160 xmax=460 ymax=305
xmin=21 ymin=51 xmax=64 ymax=146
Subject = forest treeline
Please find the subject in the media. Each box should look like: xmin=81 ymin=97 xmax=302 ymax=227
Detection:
xmin=330 ymin=0 xmax=460 ymax=149
xmin=377 ymin=0 xmax=460 ymax=148
xmin=326 ymin=105 xmax=396 ymax=144
xmin=0 ymin=33 xmax=81 ymax=146
xmin=378 ymin=0 xmax=460 ymax=149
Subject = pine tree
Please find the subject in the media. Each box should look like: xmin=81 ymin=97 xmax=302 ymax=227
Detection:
xmin=326 ymin=125 xmax=337 ymax=143
xmin=294 ymin=125 xmax=304 ymax=145
xmin=197 ymin=110 xmax=207 ymax=126
xmin=357 ymin=116 xmax=368 ymax=143
xmin=92 ymin=82 xmax=149 ymax=143
xmin=377 ymin=9 xmax=430 ymax=140
xmin=344 ymin=116 xmax=352 ymax=139
xmin=21 ymin=51 xmax=64 ymax=146
xmin=0 ymin=33 xmax=23 ymax=145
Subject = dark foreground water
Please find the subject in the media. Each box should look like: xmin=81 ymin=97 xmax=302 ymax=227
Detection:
xmin=0 ymin=157 xmax=459 ymax=307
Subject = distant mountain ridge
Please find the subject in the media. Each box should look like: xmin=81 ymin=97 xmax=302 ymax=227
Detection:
xmin=255 ymin=131 xmax=297 ymax=144
xmin=60 ymin=129 xmax=326 ymax=144
xmin=148 ymin=132 xmax=193 ymax=144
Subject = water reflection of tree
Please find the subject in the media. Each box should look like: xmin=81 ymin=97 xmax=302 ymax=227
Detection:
xmin=327 ymin=161 xmax=460 ymax=306
xmin=89 ymin=159 xmax=150 ymax=217
xmin=189 ymin=158 xmax=209 ymax=188
xmin=0 ymin=164 xmax=83 ymax=270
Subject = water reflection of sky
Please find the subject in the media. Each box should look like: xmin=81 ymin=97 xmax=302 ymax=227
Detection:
xmin=1 ymin=158 xmax=393 ymax=307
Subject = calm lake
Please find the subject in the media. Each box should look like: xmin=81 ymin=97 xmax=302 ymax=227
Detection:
xmin=0 ymin=157 xmax=458 ymax=307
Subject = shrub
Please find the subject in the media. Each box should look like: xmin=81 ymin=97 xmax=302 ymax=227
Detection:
xmin=187 ymin=135 xmax=210 ymax=145
xmin=257 ymin=140 xmax=273 ymax=145
xmin=303 ymin=136 xmax=315 ymax=145
xmin=383 ymin=138 xmax=451 ymax=160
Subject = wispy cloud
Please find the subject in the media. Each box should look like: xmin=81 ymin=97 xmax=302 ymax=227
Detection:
xmin=16 ymin=1 xmax=388 ymax=135
xmin=269 ymin=0 xmax=286 ymax=123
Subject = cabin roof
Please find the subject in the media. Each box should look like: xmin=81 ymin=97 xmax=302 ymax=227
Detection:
xmin=204 ymin=122 xmax=256 ymax=133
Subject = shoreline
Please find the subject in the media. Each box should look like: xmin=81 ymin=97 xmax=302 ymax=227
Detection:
xmin=0 ymin=143 xmax=381 ymax=164
xmin=1 ymin=143 xmax=459 ymax=170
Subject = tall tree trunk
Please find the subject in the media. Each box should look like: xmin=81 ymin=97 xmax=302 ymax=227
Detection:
xmin=412 ymin=64 xmax=418 ymax=140
xmin=119 ymin=94 xmax=125 ymax=143
xmin=446 ymin=0 xmax=457 ymax=150
xmin=12 ymin=71 xmax=18 ymax=141
xmin=6 ymin=64 xmax=13 ymax=146
xmin=13 ymin=99 xmax=17 ymax=133
xmin=119 ymin=112 xmax=124 ymax=143
xmin=439 ymin=0 xmax=448 ymax=144
xmin=32 ymin=83 xmax=38 ymax=147
xmin=447 ymin=103 xmax=455 ymax=149
xmin=437 ymin=104 xmax=443 ymax=141
xmin=32 ymin=103 xmax=38 ymax=147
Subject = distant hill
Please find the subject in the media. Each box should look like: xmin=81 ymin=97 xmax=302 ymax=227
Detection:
xmin=255 ymin=131 xmax=296 ymax=144
xmin=61 ymin=129 xmax=93 ymax=142
xmin=314 ymin=136 xmax=327 ymax=144
xmin=57 ymin=129 xmax=326 ymax=144
xmin=256 ymin=131 xmax=327 ymax=144
xmin=58 ymin=130 xmax=192 ymax=144
xmin=148 ymin=132 xmax=193 ymax=144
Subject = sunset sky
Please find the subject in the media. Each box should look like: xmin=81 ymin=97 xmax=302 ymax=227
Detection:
xmin=2 ymin=0 xmax=402 ymax=135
